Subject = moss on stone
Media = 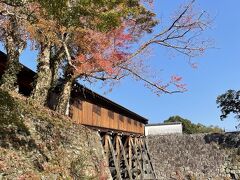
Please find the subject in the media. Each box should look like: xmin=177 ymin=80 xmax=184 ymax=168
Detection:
xmin=0 ymin=89 xmax=29 ymax=135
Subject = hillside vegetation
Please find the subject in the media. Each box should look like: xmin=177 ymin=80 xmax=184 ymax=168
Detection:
xmin=164 ymin=116 xmax=223 ymax=134
xmin=0 ymin=89 xmax=110 ymax=179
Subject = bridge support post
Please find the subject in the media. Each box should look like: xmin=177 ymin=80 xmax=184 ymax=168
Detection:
xmin=101 ymin=133 xmax=156 ymax=180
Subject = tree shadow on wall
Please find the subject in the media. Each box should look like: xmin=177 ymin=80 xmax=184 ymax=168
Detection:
xmin=204 ymin=132 xmax=240 ymax=149
xmin=0 ymin=90 xmax=49 ymax=172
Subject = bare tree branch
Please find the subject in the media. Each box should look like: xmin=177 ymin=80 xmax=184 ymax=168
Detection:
xmin=129 ymin=0 xmax=210 ymax=61
xmin=118 ymin=64 xmax=184 ymax=94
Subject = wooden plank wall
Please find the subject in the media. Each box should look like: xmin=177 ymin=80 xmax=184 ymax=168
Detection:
xmin=70 ymin=98 xmax=145 ymax=135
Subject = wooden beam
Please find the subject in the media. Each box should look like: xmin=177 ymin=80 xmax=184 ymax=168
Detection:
xmin=134 ymin=137 xmax=144 ymax=179
xmin=107 ymin=135 xmax=122 ymax=180
xmin=104 ymin=134 xmax=109 ymax=166
xmin=128 ymin=136 xmax=132 ymax=172
xmin=142 ymin=138 xmax=156 ymax=178
xmin=117 ymin=136 xmax=133 ymax=180
xmin=130 ymin=137 xmax=143 ymax=179
xmin=115 ymin=135 xmax=121 ymax=169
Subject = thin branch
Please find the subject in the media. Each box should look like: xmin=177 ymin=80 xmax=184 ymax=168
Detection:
xmin=127 ymin=0 xmax=209 ymax=60
xmin=84 ymin=73 xmax=126 ymax=81
xmin=62 ymin=34 xmax=77 ymax=69
xmin=118 ymin=65 xmax=183 ymax=94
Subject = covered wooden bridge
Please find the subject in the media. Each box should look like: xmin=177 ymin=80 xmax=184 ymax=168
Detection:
xmin=0 ymin=51 xmax=156 ymax=179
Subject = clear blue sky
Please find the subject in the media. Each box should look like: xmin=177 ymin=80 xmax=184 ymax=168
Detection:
xmin=1 ymin=1 xmax=240 ymax=131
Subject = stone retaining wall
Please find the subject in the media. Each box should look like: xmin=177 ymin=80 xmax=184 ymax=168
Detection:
xmin=147 ymin=132 xmax=240 ymax=179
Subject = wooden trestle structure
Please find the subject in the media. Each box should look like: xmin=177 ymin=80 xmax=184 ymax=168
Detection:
xmin=100 ymin=133 xmax=156 ymax=180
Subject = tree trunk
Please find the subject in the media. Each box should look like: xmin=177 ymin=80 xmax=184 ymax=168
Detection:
xmin=31 ymin=43 xmax=52 ymax=106
xmin=49 ymin=46 xmax=65 ymax=88
xmin=0 ymin=37 xmax=21 ymax=90
xmin=55 ymin=77 xmax=73 ymax=115
xmin=0 ymin=17 xmax=25 ymax=91
xmin=50 ymin=58 xmax=60 ymax=88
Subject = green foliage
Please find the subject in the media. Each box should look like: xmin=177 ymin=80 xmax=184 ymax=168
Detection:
xmin=0 ymin=89 xmax=29 ymax=135
xmin=164 ymin=116 xmax=223 ymax=134
xmin=34 ymin=0 xmax=157 ymax=32
xmin=216 ymin=89 xmax=240 ymax=120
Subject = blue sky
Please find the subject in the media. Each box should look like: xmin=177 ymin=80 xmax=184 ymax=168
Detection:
xmin=1 ymin=0 xmax=240 ymax=131
xmin=96 ymin=0 xmax=240 ymax=131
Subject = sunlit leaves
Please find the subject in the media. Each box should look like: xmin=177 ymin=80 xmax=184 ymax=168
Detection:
xmin=217 ymin=90 xmax=240 ymax=120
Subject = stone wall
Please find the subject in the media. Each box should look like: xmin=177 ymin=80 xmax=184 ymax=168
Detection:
xmin=147 ymin=133 xmax=240 ymax=180
xmin=0 ymin=90 xmax=112 ymax=179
